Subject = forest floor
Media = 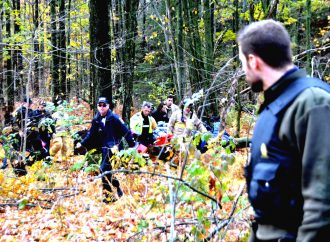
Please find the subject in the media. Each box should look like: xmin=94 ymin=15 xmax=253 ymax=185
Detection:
xmin=0 ymin=103 xmax=253 ymax=241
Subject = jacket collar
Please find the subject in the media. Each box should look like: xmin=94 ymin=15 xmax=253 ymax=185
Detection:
xmin=95 ymin=110 xmax=112 ymax=120
xmin=259 ymin=68 xmax=305 ymax=113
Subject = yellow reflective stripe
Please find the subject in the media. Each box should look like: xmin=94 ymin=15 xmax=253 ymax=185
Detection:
xmin=174 ymin=122 xmax=186 ymax=129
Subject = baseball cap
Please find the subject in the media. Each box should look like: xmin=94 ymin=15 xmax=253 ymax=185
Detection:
xmin=97 ymin=97 xmax=109 ymax=104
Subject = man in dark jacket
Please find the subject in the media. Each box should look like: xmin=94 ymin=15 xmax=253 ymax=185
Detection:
xmin=76 ymin=97 xmax=135 ymax=203
xmin=12 ymin=97 xmax=46 ymax=174
xmin=237 ymin=20 xmax=330 ymax=241
xmin=33 ymin=101 xmax=54 ymax=155
xmin=14 ymin=97 xmax=34 ymax=128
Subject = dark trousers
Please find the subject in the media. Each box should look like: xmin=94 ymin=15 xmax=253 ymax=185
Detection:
xmin=137 ymin=133 xmax=154 ymax=147
xmin=100 ymin=149 xmax=120 ymax=193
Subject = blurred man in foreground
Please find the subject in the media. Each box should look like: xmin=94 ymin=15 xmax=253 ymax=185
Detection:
xmin=237 ymin=19 xmax=330 ymax=241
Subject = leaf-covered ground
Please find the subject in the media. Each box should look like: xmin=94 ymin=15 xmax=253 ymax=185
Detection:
xmin=0 ymin=101 xmax=252 ymax=241
xmin=0 ymin=150 xmax=250 ymax=241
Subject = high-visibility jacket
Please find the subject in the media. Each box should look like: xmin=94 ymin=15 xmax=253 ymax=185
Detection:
xmin=130 ymin=112 xmax=157 ymax=135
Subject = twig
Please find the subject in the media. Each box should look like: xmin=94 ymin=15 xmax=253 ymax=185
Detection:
xmin=39 ymin=187 xmax=85 ymax=192
xmin=0 ymin=202 xmax=51 ymax=209
xmin=126 ymin=221 xmax=199 ymax=241
xmin=92 ymin=169 xmax=222 ymax=208
xmin=204 ymin=183 xmax=246 ymax=241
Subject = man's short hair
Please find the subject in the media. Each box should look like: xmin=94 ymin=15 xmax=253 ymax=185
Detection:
xmin=237 ymin=19 xmax=292 ymax=68
xmin=142 ymin=101 xmax=152 ymax=109
xmin=167 ymin=94 xmax=175 ymax=100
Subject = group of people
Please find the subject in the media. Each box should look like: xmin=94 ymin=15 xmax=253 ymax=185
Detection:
xmin=129 ymin=94 xmax=210 ymax=147
xmin=1 ymin=98 xmax=54 ymax=174
xmin=0 ymin=97 xmax=76 ymax=173
xmin=76 ymin=94 xmax=209 ymax=203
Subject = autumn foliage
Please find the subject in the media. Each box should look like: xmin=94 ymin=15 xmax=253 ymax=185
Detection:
xmin=0 ymin=100 xmax=251 ymax=241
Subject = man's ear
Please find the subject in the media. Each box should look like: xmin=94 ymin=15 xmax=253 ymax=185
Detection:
xmin=247 ymin=54 xmax=257 ymax=69
xmin=248 ymin=54 xmax=264 ymax=70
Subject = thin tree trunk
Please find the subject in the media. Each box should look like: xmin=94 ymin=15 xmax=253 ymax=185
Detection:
xmin=89 ymin=0 xmax=112 ymax=107
xmin=59 ymin=0 xmax=66 ymax=100
xmin=165 ymin=0 xmax=181 ymax=100
xmin=176 ymin=0 xmax=186 ymax=97
xmin=184 ymin=0 xmax=204 ymax=92
xmin=203 ymin=0 xmax=215 ymax=114
xmin=39 ymin=0 xmax=45 ymax=96
xmin=0 ymin=1 xmax=4 ymax=125
xmin=151 ymin=1 xmax=176 ymax=92
xmin=5 ymin=2 xmax=14 ymax=107
xmin=66 ymin=0 xmax=72 ymax=97
xmin=33 ymin=0 xmax=40 ymax=96
xmin=232 ymin=0 xmax=239 ymax=57
xmin=122 ymin=0 xmax=139 ymax=122
xmin=51 ymin=0 xmax=60 ymax=103
xmin=305 ymin=0 xmax=311 ymax=75
xmin=112 ymin=0 xmax=124 ymax=98
xmin=12 ymin=0 xmax=23 ymax=99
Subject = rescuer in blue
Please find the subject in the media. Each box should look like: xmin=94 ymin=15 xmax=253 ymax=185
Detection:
xmin=76 ymin=97 xmax=135 ymax=203
xmin=237 ymin=20 xmax=330 ymax=241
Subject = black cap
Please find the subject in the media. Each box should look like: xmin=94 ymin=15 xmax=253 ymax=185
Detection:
xmin=97 ymin=97 xmax=109 ymax=104
xmin=24 ymin=97 xmax=32 ymax=104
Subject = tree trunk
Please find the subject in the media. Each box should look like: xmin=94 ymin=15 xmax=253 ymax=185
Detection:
xmin=151 ymin=1 xmax=176 ymax=93
xmin=141 ymin=0 xmax=147 ymax=51
xmin=66 ymin=0 xmax=72 ymax=97
xmin=204 ymin=0 xmax=214 ymax=80
xmin=235 ymin=81 xmax=242 ymax=138
xmin=58 ymin=0 xmax=66 ymax=100
xmin=122 ymin=0 xmax=139 ymax=122
xmin=203 ymin=0 xmax=216 ymax=115
xmin=165 ymin=0 xmax=181 ymax=100
xmin=232 ymin=0 xmax=239 ymax=57
xmin=12 ymin=0 xmax=23 ymax=99
xmin=0 ymin=1 xmax=4 ymax=125
xmin=263 ymin=0 xmax=278 ymax=19
xmin=112 ymin=0 xmax=124 ymax=99
xmin=39 ymin=0 xmax=45 ymax=96
xmin=50 ymin=0 xmax=60 ymax=103
xmin=183 ymin=0 xmax=204 ymax=92
xmin=5 ymin=2 xmax=14 ymax=107
xmin=33 ymin=0 xmax=40 ymax=96
xmin=305 ymin=0 xmax=311 ymax=75
xmin=89 ymin=0 xmax=112 ymax=106
xmin=176 ymin=0 xmax=186 ymax=98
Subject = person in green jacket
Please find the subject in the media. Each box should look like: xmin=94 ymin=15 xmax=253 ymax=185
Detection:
xmin=237 ymin=19 xmax=330 ymax=241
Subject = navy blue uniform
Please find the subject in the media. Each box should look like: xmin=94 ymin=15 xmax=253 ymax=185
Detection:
xmin=81 ymin=110 xmax=135 ymax=194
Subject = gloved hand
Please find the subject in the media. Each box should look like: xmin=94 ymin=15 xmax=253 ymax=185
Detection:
xmin=76 ymin=142 xmax=82 ymax=149
xmin=110 ymin=145 xmax=119 ymax=154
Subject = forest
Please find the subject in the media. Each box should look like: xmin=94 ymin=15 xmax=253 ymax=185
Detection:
xmin=0 ymin=0 xmax=329 ymax=241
